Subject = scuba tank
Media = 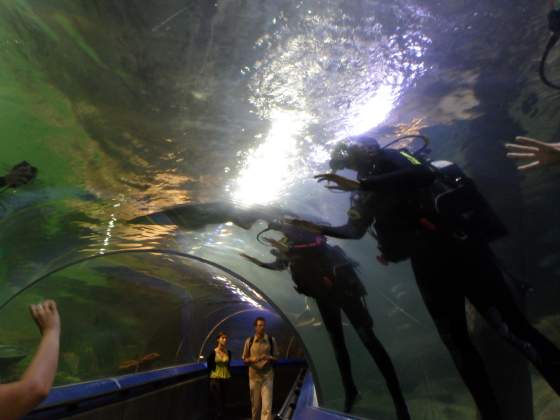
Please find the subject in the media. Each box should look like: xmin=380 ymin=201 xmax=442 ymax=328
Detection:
xmin=426 ymin=160 xmax=508 ymax=243
xmin=382 ymin=134 xmax=507 ymax=243
xmin=259 ymin=217 xmax=367 ymax=300
xmin=369 ymin=135 xmax=507 ymax=264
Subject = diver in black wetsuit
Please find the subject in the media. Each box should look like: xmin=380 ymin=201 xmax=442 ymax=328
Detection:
xmin=291 ymin=135 xmax=560 ymax=420
xmin=240 ymin=220 xmax=411 ymax=419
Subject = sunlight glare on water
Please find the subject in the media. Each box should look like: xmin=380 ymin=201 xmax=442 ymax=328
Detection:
xmin=233 ymin=109 xmax=311 ymax=206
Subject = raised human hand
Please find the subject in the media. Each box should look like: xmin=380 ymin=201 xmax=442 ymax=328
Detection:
xmin=505 ymin=136 xmax=560 ymax=171
xmin=314 ymin=173 xmax=360 ymax=191
xmin=29 ymin=300 xmax=60 ymax=336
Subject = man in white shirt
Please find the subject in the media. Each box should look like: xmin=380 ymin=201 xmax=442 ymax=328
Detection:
xmin=242 ymin=317 xmax=279 ymax=420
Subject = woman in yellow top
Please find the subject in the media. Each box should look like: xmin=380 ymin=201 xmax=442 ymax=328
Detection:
xmin=206 ymin=332 xmax=232 ymax=420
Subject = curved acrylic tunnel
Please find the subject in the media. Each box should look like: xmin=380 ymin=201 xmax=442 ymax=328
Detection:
xmin=1 ymin=1 xmax=560 ymax=420
xmin=0 ymin=250 xmax=308 ymax=385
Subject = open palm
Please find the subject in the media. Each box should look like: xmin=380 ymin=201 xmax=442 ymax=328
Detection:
xmin=505 ymin=136 xmax=560 ymax=171
xmin=314 ymin=173 xmax=360 ymax=191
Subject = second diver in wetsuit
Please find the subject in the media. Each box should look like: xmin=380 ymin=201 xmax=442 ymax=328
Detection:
xmin=291 ymin=135 xmax=560 ymax=420
xmin=240 ymin=219 xmax=411 ymax=419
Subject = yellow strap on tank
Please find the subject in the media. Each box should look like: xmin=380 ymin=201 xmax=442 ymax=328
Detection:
xmin=347 ymin=208 xmax=362 ymax=219
xmin=399 ymin=151 xmax=421 ymax=165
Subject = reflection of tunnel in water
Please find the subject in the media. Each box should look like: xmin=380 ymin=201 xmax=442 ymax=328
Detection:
xmin=0 ymin=250 xmax=309 ymax=388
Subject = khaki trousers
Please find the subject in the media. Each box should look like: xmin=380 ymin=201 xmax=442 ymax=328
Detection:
xmin=249 ymin=369 xmax=274 ymax=420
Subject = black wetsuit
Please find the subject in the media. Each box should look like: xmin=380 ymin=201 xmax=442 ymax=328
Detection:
xmin=251 ymin=227 xmax=410 ymax=419
xmin=320 ymin=149 xmax=560 ymax=420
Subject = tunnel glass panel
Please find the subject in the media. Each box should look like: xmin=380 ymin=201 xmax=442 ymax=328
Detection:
xmin=0 ymin=251 xmax=305 ymax=385
xmin=0 ymin=1 xmax=558 ymax=419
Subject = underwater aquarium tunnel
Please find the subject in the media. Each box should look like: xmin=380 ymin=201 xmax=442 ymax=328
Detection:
xmin=0 ymin=250 xmax=312 ymax=419
xmin=0 ymin=0 xmax=560 ymax=419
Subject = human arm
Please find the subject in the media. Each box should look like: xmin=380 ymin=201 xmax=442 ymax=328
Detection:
xmin=313 ymin=174 xmax=361 ymax=191
xmin=320 ymin=216 xmax=370 ymax=239
xmin=505 ymin=136 xmax=560 ymax=170
xmin=0 ymin=300 xmax=60 ymax=420
xmin=358 ymin=165 xmax=435 ymax=191
xmin=242 ymin=338 xmax=251 ymax=365
xmin=287 ymin=208 xmax=371 ymax=240
xmin=242 ymin=339 xmax=267 ymax=365
xmin=316 ymin=149 xmax=435 ymax=193
xmin=239 ymin=252 xmax=289 ymax=271
xmin=265 ymin=337 xmax=280 ymax=363
xmin=206 ymin=350 xmax=216 ymax=373
xmin=242 ymin=339 xmax=254 ymax=365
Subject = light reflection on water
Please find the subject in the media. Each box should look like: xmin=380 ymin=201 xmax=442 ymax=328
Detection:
xmin=233 ymin=4 xmax=430 ymax=206
xmin=233 ymin=109 xmax=311 ymax=206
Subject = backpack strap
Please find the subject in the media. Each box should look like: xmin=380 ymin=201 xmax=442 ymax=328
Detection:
xmin=247 ymin=336 xmax=255 ymax=354
xmin=248 ymin=335 xmax=275 ymax=357
xmin=268 ymin=335 xmax=274 ymax=356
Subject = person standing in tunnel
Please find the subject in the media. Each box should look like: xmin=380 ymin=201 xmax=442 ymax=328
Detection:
xmin=289 ymin=134 xmax=560 ymax=420
xmin=242 ymin=317 xmax=278 ymax=420
xmin=206 ymin=332 xmax=232 ymax=420
xmin=240 ymin=221 xmax=411 ymax=418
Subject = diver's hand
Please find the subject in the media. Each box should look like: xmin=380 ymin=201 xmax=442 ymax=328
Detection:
xmin=505 ymin=136 xmax=560 ymax=171
xmin=314 ymin=173 xmax=360 ymax=191
xmin=239 ymin=253 xmax=261 ymax=265
xmin=30 ymin=300 xmax=60 ymax=337
xmin=262 ymin=237 xmax=288 ymax=250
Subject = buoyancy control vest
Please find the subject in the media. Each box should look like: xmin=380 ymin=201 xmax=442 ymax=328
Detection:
xmin=281 ymin=233 xmax=366 ymax=300
xmin=424 ymin=160 xmax=508 ymax=243
xmin=371 ymin=153 xmax=508 ymax=263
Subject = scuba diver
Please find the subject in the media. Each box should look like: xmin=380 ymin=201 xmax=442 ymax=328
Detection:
xmin=0 ymin=161 xmax=37 ymax=191
xmin=239 ymin=218 xmax=411 ymax=418
xmin=289 ymin=134 xmax=560 ymax=420
xmin=129 ymin=201 xmax=410 ymax=416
